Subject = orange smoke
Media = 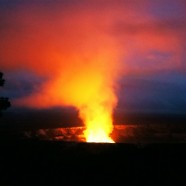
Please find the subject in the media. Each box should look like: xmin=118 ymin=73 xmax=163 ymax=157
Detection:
xmin=1 ymin=3 xmax=123 ymax=142
xmin=18 ymin=37 xmax=120 ymax=142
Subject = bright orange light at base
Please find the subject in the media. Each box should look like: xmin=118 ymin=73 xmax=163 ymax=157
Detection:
xmin=84 ymin=129 xmax=115 ymax=143
xmin=80 ymin=102 xmax=116 ymax=143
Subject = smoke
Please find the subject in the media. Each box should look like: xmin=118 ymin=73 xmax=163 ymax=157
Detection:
xmin=5 ymin=6 xmax=122 ymax=109
xmin=0 ymin=0 xmax=185 ymax=110
xmin=0 ymin=1 xmax=127 ymax=142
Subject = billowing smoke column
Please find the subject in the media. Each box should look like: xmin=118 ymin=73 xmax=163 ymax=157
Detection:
xmin=32 ymin=33 xmax=121 ymax=142
xmin=57 ymin=43 xmax=119 ymax=142
xmin=0 ymin=2 xmax=123 ymax=142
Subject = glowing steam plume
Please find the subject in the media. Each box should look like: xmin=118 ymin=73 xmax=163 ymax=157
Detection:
xmin=80 ymin=100 xmax=116 ymax=143
xmin=2 ymin=3 xmax=123 ymax=143
xmin=72 ymin=80 xmax=117 ymax=143
xmin=17 ymin=42 xmax=120 ymax=143
xmin=52 ymin=48 xmax=120 ymax=143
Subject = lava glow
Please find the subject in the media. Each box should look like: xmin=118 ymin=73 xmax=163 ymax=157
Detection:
xmin=74 ymin=73 xmax=118 ymax=143
xmin=80 ymin=101 xmax=115 ymax=143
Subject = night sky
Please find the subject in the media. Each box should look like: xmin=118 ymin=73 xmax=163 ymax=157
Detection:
xmin=0 ymin=0 xmax=186 ymax=128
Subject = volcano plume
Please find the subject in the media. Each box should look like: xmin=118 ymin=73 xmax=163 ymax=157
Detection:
xmin=1 ymin=2 xmax=123 ymax=142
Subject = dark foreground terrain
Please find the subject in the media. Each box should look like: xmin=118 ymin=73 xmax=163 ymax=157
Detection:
xmin=0 ymin=140 xmax=186 ymax=186
xmin=1 ymin=112 xmax=186 ymax=185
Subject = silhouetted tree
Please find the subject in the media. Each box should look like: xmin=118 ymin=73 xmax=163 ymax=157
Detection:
xmin=0 ymin=72 xmax=11 ymax=115
xmin=0 ymin=72 xmax=5 ymax=86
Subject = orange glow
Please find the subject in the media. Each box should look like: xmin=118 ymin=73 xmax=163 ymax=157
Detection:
xmin=79 ymin=93 xmax=116 ymax=143
xmin=82 ymin=107 xmax=115 ymax=143
xmin=13 ymin=36 xmax=120 ymax=143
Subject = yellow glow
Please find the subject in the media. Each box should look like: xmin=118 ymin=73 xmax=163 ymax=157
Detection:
xmin=85 ymin=129 xmax=115 ymax=143
xmin=80 ymin=101 xmax=115 ymax=143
